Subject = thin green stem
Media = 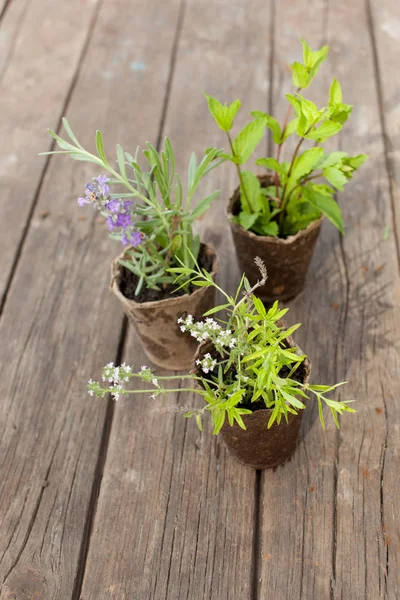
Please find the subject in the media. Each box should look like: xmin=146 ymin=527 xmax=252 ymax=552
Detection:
xmin=227 ymin=132 xmax=252 ymax=212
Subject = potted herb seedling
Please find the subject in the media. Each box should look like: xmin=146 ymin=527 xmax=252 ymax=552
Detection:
xmin=41 ymin=121 xmax=226 ymax=370
xmin=205 ymin=38 xmax=368 ymax=303
xmin=88 ymin=258 xmax=355 ymax=469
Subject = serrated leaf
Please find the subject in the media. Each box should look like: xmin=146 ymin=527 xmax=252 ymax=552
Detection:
xmin=346 ymin=154 xmax=368 ymax=170
xmin=318 ymin=151 xmax=348 ymax=169
xmin=250 ymin=111 xmax=282 ymax=144
xmin=307 ymin=121 xmax=342 ymax=141
xmin=205 ymin=93 xmax=241 ymax=132
xmin=256 ymin=157 xmax=287 ymax=179
xmin=286 ymin=147 xmax=324 ymax=194
xmin=323 ymin=166 xmax=348 ymax=190
xmin=291 ymin=62 xmax=311 ymax=89
xmin=240 ymin=171 xmax=263 ymax=213
xmin=232 ymin=118 xmax=266 ymax=164
xmin=303 ymin=185 xmax=344 ymax=234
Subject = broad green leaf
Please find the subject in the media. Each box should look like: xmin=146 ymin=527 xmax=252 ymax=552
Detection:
xmin=252 ymin=218 xmax=279 ymax=237
xmin=282 ymin=118 xmax=299 ymax=142
xmin=329 ymin=78 xmax=342 ymax=104
xmin=238 ymin=211 xmax=260 ymax=230
xmin=205 ymin=93 xmax=241 ymax=132
xmin=232 ymin=118 xmax=266 ymax=164
xmin=323 ymin=166 xmax=348 ymax=190
xmin=286 ymin=94 xmax=302 ymax=116
xmin=250 ymin=111 xmax=282 ymax=144
xmin=190 ymin=190 xmax=220 ymax=219
xmin=303 ymin=184 xmax=344 ymax=234
xmin=286 ymin=147 xmax=324 ymax=194
xmin=298 ymin=96 xmax=319 ymax=122
xmin=291 ymin=62 xmax=311 ymax=89
xmin=240 ymin=171 xmax=263 ymax=213
xmin=256 ymin=157 xmax=287 ymax=179
xmin=346 ymin=154 xmax=368 ymax=170
xmin=307 ymin=121 xmax=342 ymax=141
xmin=318 ymin=151 xmax=348 ymax=169
xmin=301 ymin=38 xmax=328 ymax=70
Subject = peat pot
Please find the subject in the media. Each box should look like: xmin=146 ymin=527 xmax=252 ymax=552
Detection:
xmin=111 ymin=244 xmax=218 ymax=371
xmin=194 ymin=337 xmax=311 ymax=469
xmin=228 ymin=175 xmax=322 ymax=304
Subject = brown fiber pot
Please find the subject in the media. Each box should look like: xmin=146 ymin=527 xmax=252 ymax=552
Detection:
xmin=194 ymin=336 xmax=311 ymax=469
xmin=228 ymin=175 xmax=323 ymax=304
xmin=111 ymin=244 xmax=218 ymax=371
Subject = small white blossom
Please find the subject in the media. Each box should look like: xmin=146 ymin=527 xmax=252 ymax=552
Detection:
xmin=152 ymin=378 xmax=159 ymax=387
xmin=180 ymin=325 xmax=186 ymax=332
xmin=141 ymin=365 xmax=147 ymax=371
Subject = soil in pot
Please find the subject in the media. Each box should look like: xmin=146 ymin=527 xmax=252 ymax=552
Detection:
xmin=194 ymin=338 xmax=311 ymax=470
xmin=111 ymin=243 xmax=218 ymax=371
xmin=228 ymin=174 xmax=322 ymax=305
xmin=120 ymin=244 xmax=214 ymax=303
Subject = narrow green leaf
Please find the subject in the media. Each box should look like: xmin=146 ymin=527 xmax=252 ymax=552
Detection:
xmin=190 ymin=190 xmax=220 ymax=219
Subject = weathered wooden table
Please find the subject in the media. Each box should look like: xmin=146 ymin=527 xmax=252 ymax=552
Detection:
xmin=0 ymin=0 xmax=399 ymax=598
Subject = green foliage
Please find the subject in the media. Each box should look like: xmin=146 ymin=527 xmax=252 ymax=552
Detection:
xmin=90 ymin=259 xmax=356 ymax=433
xmin=204 ymin=94 xmax=241 ymax=132
xmin=205 ymin=38 xmax=367 ymax=239
xmin=41 ymin=120 xmax=226 ymax=295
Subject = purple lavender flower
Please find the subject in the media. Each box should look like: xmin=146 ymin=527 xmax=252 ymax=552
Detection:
xmin=122 ymin=230 xmax=143 ymax=247
xmin=106 ymin=199 xmax=121 ymax=212
xmin=116 ymin=213 xmax=132 ymax=229
xmin=106 ymin=216 xmax=115 ymax=232
xmin=96 ymin=175 xmax=109 ymax=186
xmin=124 ymin=200 xmax=133 ymax=209
xmin=77 ymin=175 xmax=112 ymax=208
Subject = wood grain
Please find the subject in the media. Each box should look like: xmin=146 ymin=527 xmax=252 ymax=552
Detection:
xmin=79 ymin=0 xmax=273 ymax=597
xmin=258 ymin=1 xmax=400 ymax=599
xmin=0 ymin=0 xmax=101 ymax=308
xmin=0 ymin=0 xmax=184 ymax=598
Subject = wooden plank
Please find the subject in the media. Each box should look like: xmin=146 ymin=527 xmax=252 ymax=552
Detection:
xmin=258 ymin=2 xmax=400 ymax=599
xmin=359 ymin=2 xmax=400 ymax=598
xmin=0 ymin=0 xmax=101 ymax=308
xmin=0 ymin=0 xmax=183 ymax=598
xmin=79 ymin=0 xmax=273 ymax=597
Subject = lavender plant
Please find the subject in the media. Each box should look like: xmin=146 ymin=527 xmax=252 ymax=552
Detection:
xmin=88 ymin=258 xmax=355 ymax=433
xmin=40 ymin=120 xmax=225 ymax=295
xmin=206 ymin=38 xmax=368 ymax=237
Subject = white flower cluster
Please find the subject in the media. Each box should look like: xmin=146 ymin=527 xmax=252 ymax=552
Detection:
xmin=102 ymin=362 xmax=132 ymax=384
xmin=195 ymin=353 xmax=217 ymax=374
xmin=177 ymin=315 xmax=236 ymax=348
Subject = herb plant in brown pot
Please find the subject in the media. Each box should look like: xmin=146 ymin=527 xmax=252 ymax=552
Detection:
xmin=88 ymin=259 xmax=355 ymax=469
xmin=41 ymin=121 xmax=225 ymax=370
xmin=206 ymin=38 xmax=368 ymax=304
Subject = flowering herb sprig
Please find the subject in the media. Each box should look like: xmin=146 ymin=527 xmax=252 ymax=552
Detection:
xmin=88 ymin=257 xmax=356 ymax=433
xmin=205 ymin=38 xmax=368 ymax=238
xmin=40 ymin=120 xmax=226 ymax=295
